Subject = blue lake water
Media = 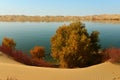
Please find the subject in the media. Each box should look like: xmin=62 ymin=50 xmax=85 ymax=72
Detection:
xmin=0 ymin=22 xmax=120 ymax=56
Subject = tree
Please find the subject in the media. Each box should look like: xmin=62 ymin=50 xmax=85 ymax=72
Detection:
xmin=51 ymin=22 xmax=101 ymax=68
xmin=30 ymin=46 xmax=45 ymax=59
xmin=2 ymin=37 xmax=16 ymax=49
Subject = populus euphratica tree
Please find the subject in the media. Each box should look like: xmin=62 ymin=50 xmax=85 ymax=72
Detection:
xmin=51 ymin=22 xmax=101 ymax=68
xmin=2 ymin=37 xmax=16 ymax=49
xmin=30 ymin=46 xmax=45 ymax=59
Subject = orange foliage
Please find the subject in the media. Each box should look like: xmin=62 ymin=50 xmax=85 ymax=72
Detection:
xmin=51 ymin=22 xmax=101 ymax=68
xmin=2 ymin=37 xmax=16 ymax=49
xmin=30 ymin=46 xmax=45 ymax=59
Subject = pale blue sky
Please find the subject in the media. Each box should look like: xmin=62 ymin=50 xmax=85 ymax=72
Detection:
xmin=0 ymin=0 xmax=120 ymax=16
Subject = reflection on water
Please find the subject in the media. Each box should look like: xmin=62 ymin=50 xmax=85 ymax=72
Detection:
xmin=83 ymin=20 xmax=120 ymax=24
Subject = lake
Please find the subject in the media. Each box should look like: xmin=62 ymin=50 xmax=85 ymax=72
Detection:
xmin=0 ymin=22 xmax=120 ymax=56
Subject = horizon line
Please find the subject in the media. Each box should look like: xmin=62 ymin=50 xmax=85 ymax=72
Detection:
xmin=0 ymin=13 xmax=120 ymax=17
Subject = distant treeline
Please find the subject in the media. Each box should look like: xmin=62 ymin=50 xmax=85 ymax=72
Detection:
xmin=0 ymin=14 xmax=120 ymax=22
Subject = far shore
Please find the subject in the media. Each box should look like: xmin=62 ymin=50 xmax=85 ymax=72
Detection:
xmin=0 ymin=14 xmax=120 ymax=23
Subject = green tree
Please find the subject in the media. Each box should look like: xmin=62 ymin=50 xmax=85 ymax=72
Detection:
xmin=51 ymin=22 xmax=101 ymax=68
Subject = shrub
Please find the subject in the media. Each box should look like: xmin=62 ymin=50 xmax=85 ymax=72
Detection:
xmin=0 ymin=45 xmax=13 ymax=56
xmin=0 ymin=45 xmax=54 ymax=67
xmin=30 ymin=46 xmax=54 ymax=67
xmin=0 ymin=38 xmax=54 ymax=67
xmin=2 ymin=37 xmax=16 ymax=49
xmin=30 ymin=46 xmax=45 ymax=59
xmin=31 ymin=58 xmax=54 ymax=67
xmin=102 ymin=48 xmax=120 ymax=63
xmin=12 ymin=50 xmax=33 ymax=65
xmin=51 ymin=22 xmax=102 ymax=68
xmin=0 ymin=45 xmax=33 ymax=65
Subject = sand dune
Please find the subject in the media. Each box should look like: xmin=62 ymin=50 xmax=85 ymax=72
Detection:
xmin=0 ymin=52 xmax=120 ymax=80
xmin=0 ymin=14 xmax=120 ymax=22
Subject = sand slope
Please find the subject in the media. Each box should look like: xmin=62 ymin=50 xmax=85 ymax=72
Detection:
xmin=0 ymin=52 xmax=120 ymax=80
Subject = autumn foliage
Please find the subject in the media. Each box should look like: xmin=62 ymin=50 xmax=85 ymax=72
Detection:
xmin=51 ymin=22 xmax=102 ymax=68
xmin=30 ymin=46 xmax=45 ymax=59
xmin=2 ymin=37 xmax=16 ymax=49
xmin=0 ymin=44 xmax=33 ymax=65
xmin=0 ymin=37 xmax=54 ymax=67
xmin=102 ymin=48 xmax=120 ymax=63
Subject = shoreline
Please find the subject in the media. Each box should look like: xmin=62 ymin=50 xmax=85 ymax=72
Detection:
xmin=0 ymin=14 xmax=120 ymax=22
xmin=0 ymin=51 xmax=120 ymax=80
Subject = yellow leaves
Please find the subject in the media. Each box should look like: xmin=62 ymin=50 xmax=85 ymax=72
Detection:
xmin=51 ymin=22 xmax=100 ymax=68
xmin=30 ymin=46 xmax=45 ymax=59
xmin=2 ymin=37 xmax=16 ymax=49
xmin=78 ymin=56 xmax=82 ymax=60
xmin=81 ymin=34 xmax=87 ymax=41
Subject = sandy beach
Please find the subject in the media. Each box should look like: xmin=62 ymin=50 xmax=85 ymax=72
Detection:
xmin=0 ymin=51 xmax=120 ymax=80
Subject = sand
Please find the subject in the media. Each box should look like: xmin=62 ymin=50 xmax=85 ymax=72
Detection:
xmin=0 ymin=51 xmax=120 ymax=80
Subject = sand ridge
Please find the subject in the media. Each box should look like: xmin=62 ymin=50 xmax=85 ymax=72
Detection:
xmin=0 ymin=52 xmax=120 ymax=80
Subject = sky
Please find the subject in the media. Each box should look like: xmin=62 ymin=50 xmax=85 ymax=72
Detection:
xmin=0 ymin=0 xmax=120 ymax=16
